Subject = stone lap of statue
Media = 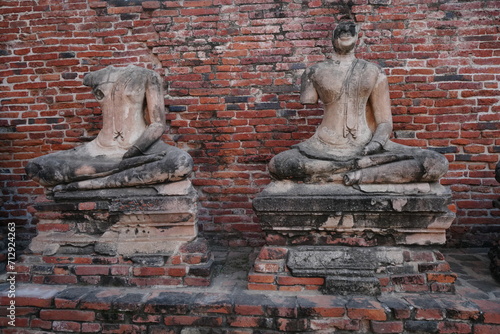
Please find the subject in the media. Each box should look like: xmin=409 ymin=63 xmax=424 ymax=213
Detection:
xmin=26 ymin=65 xmax=193 ymax=191
xmin=269 ymin=21 xmax=448 ymax=186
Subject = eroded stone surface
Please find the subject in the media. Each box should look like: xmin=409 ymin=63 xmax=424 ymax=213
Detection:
xmin=29 ymin=181 xmax=199 ymax=257
xmin=253 ymin=181 xmax=454 ymax=246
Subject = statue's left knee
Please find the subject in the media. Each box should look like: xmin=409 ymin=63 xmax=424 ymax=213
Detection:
xmin=422 ymin=150 xmax=448 ymax=181
xmin=172 ymin=152 xmax=193 ymax=180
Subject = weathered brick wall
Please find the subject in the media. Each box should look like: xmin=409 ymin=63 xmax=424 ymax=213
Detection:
xmin=1 ymin=0 xmax=499 ymax=259
xmin=2 ymin=283 xmax=500 ymax=333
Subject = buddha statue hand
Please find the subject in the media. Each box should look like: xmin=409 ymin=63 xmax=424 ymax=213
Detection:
xmin=362 ymin=141 xmax=383 ymax=156
xmin=123 ymin=145 xmax=143 ymax=159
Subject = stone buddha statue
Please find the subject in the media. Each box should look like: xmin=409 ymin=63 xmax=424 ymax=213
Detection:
xmin=26 ymin=65 xmax=193 ymax=191
xmin=269 ymin=21 xmax=448 ymax=186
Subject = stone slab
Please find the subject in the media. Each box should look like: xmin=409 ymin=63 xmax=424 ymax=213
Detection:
xmin=253 ymin=181 xmax=455 ymax=246
xmin=30 ymin=181 xmax=199 ymax=257
xmin=254 ymin=181 xmax=452 ymax=213
xmin=287 ymin=246 xmax=404 ymax=275
xmin=287 ymin=246 xmax=402 ymax=295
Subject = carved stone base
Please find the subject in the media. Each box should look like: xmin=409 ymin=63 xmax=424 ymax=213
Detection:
xmin=30 ymin=180 xmax=197 ymax=257
xmin=253 ymin=181 xmax=455 ymax=246
xmin=248 ymin=245 xmax=457 ymax=295
xmin=19 ymin=180 xmax=215 ymax=287
xmin=250 ymin=181 xmax=457 ymax=295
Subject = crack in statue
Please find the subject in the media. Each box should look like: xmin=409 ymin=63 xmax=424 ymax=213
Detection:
xmin=26 ymin=65 xmax=193 ymax=192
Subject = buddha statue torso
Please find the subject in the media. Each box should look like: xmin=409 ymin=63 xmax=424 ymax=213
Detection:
xmin=296 ymin=58 xmax=384 ymax=161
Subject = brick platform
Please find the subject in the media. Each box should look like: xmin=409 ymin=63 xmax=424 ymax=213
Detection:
xmin=249 ymin=246 xmax=457 ymax=295
xmin=15 ymin=238 xmax=213 ymax=288
xmin=251 ymin=182 xmax=458 ymax=296
xmin=1 ymin=248 xmax=499 ymax=333
xmin=18 ymin=181 xmax=216 ymax=287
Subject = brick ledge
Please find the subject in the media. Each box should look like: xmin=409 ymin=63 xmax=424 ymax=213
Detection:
xmin=1 ymin=283 xmax=499 ymax=333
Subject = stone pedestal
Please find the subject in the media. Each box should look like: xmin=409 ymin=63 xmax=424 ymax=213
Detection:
xmin=250 ymin=181 xmax=457 ymax=295
xmin=18 ymin=180 xmax=214 ymax=287
xmin=253 ymin=181 xmax=455 ymax=246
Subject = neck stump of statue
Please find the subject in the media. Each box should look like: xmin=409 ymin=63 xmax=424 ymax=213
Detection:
xmin=251 ymin=22 xmax=456 ymax=295
xmin=21 ymin=65 xmax=214 ymax=287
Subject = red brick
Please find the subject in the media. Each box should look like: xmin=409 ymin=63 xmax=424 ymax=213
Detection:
xmin=142 ymin=1 xmax=161 ymax=9
xmin=247 ymin=283 xmax=278 ymax=291
xmin=74 ymin=265 xmax=109 ymax=276
xmin=132 ymin=314 xmax=162 ymax=323
xmin=427 ymin=273 xmax=457 ymax=283
xmin=110 ymin=265 xmax=130 ymax=276
xmin=228 ymin=316 xmax=262 ymax=328
xmin=40 ymin=309 xmax=95 ymax=322
xmin=257 ymin=247 xmax=288 ymax=260
xmin=164 ymin=315 xmax=223 ymax=326
xmin=310 ymin=318 xmax=360 ymax=331
xmin=472 ymin=300 xmax=500 ymax=324
xmin=298 ymin=295 xmax=346 ymax=318
xmin=81 ymin=323 xmax=102 ymax=333
xmin=347 ymin=298 xmax=387 ymax=321
xmin=371 ymin=321 xmax=404 ymax=333
xmin=248 ymin=273 xmax=275 ymax=284
xmin=30 ymin=318 xmax=52 ymax=330
xmin=438 ymin=321 xmax=472 ymax=334
xmin=14 ymin=285 xmax=62 ymax=308
xmin=277 ymin=276 xmax=324 ymax=286
xmin=184 ymin=277 xmax=211 ymax=286
xmin=42 ymin=256 xmax=92 ymax=264
xmin=415 ymin=308 xmax=445 ymax=320
xmin=277 ymin=318 xmax=308 ymax=332
xmin=474 ymin=324 xmax=500 ymax=334
xmin=234 ymin=304 xmax=265 ymax=316
xmin=52 ymin=321 xmax=81 ymax=332
xmin=166 ymin=266 xmax=187 ymax=277
xmin=253 ymin=262 xmax=283 ymax=273
xmin=78 ymin=202 xmax=96 ymax=210
xmin=133 ymin=267 xmax=166 ymax=277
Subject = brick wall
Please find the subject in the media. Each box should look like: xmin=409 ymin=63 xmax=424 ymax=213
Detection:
xmin=1 ymin=0 xmax=499 ymax=260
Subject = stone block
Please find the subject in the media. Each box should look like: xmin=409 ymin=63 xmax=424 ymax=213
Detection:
xmin=253 ymin=181 xmax=455 ymax=246
xmin=248 ymin=245 xmax=459 ymax=296
xmin=29 ymin=180 xmax=198 ymax=257
xmin=22 ymin=180 xmax=215 ymax=288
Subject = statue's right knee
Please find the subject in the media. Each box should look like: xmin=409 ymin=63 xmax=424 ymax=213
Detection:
xmin=268 ymin=150 xmax=305 ymax=180
xmin=25 ymin=157 xmax=59 ymax=186
xmin=421 ymin=150 xmax=449 ymax=182
xmin=174 ymin=153 xmax=193 ymax=179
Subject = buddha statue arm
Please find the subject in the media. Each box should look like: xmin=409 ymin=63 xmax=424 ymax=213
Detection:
xmin=363 ymin=71 xmax=393 ymax=155
xmin=123 ymin=71 xmax=167 ymax=159
xmin=300 ymin=68 xmax=319 ymax=104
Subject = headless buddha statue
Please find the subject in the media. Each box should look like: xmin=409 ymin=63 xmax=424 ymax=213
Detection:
xmin=26 ymin=65 xmax=193 ymax=191
xmin=269 ymin=22 xmax=448 ymax=185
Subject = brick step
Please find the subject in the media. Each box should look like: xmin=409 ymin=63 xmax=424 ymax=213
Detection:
xmin=1 ymin=283 xmax=499 ymax=333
